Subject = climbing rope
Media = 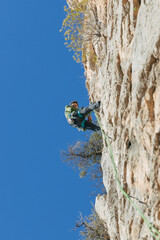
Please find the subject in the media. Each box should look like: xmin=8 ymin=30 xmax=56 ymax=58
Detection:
xmin=94 ymin=111 xmax=160 ymax=240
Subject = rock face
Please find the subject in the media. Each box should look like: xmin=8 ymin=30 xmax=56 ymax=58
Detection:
xmin=67 ymin=0 xmax=160 ymax=239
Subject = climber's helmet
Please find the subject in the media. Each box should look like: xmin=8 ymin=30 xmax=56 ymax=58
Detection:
xmin=70 ymin=100 xmax=79 ymax=108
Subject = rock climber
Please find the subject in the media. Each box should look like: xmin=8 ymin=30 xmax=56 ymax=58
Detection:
xmin=65 ymin=100 xmax=101 ymax=132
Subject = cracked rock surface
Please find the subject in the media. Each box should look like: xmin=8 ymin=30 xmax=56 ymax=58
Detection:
xmin=67 ymin=0 xmax=160 ymax=239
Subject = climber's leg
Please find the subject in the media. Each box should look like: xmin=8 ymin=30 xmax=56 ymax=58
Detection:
xmin=78 ymin=101 xmax=100 ymax=117
xmin=84 ymin=120 xmax=101 ymax=132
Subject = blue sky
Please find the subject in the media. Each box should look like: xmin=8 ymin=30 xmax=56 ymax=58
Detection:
xmin=0 ymin=0 xmax=97 ymax=239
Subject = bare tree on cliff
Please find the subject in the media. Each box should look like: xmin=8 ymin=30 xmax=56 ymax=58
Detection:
xmin=61 ymin=131 xmax=104 ymax=191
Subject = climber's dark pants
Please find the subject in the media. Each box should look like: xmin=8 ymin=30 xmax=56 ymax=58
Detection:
xmin=84 ymin=120 xmax=100 ymax=132
xmin=72 ymin=102 xmax=101 ymax=132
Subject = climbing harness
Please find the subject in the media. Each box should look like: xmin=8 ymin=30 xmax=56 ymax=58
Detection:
xmin=77 ymin=110 xmax=86 ymax=128
xmin=94 ymin=111 xmax=160 ymax=240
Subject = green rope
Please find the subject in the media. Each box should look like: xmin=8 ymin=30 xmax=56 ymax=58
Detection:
xmin=94 ymin=111 xmax=160 ymax=240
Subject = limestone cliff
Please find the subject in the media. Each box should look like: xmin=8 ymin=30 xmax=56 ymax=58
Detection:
xmin=67 ymin=0 xmax=160 ymax=239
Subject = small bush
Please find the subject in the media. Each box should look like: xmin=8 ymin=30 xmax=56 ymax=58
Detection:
xmin=76 ymin=208 xmax=110 ymax=240
xmin=60 ymin=0 xmax=101 ymax=63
